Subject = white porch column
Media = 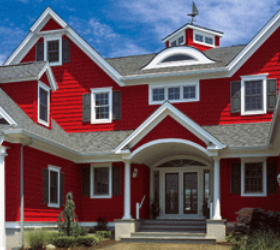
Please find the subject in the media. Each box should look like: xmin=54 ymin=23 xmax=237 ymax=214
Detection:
xmin=122 ymin=161 xmax=132 ymax=219
xmin=213 ymin=157 xmax=222 ymax=220
xmin=0 ymin=146 xmax=7 ymax=250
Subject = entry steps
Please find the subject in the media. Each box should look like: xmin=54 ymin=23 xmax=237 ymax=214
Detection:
xmin=139 ymin=219 xmax=206 ymax=233
xmin=120 ymin=220 xmax=216 ymax=244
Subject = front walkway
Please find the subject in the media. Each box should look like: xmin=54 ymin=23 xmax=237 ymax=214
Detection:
xmin=102 ymin=243 xmax=230 ymax=250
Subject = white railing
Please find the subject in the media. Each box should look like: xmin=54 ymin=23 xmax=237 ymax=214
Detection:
xmin=136 ymin=195 xmax=146 ymax=220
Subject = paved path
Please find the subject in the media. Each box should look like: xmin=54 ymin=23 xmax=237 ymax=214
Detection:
xmin=102 ymin=243 xmax=231 ymax=250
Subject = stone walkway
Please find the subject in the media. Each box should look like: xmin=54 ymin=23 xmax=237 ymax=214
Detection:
xmin=102 ymin=243 xmax=231 ymax=250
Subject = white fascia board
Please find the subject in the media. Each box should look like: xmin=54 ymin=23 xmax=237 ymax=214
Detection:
xmin=187 ymin=25 xmax=224 ymax=37
xmin=219 ymin=147 xmax=278 ymax=159
xmin=29 ymin=7 xmax=67 ymax=32
xmin=114 ymin=102 xmax=225 ymax=153
xmin=228 ymin=9 xmax=280 ymax=76
xmin=0 ymin=106 xmax=17 ymax=125
xmin=38 ymin=63 xmax=58 ymax=91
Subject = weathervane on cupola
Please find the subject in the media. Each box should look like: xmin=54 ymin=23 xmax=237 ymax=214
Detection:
xmin=188 ymin=1 xmax=199 ymax=24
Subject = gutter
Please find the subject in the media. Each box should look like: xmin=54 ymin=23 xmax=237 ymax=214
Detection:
xmin=19 ymin=138 xmax=33 ymax=249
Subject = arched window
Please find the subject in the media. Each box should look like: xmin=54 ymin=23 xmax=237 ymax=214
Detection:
xmin=161 ymin=54 xmax=195 ymax=63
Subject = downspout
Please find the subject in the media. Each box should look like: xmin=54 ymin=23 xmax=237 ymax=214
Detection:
xmin=20 ymin=138 xmax=33 ymax=249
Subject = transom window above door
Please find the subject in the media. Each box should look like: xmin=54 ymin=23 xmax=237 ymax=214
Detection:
xmin=149 ymin=83 xmax=199 ymax=105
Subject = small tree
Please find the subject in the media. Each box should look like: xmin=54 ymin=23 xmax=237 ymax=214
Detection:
xmin=58 ymin=192 xmax=80 ymax=236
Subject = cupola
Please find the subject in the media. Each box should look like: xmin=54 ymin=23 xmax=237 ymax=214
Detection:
xmin=162 ymin=2 xmax=224 ymax=51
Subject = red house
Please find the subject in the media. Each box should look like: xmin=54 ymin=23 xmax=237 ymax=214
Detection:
xmin=1 ymin=6 xmax=280 ymax=249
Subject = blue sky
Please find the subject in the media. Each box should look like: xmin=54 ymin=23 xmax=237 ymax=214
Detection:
xmin=0 ymin=0 xmax=280 ymax=65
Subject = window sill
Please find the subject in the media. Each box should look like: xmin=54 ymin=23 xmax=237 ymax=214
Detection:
xmin=150 ymin=98 xmax=199 ymax=105
xmin=48 ymin=203 xmax=60 ymax=208
xmin=38 ymin=119 xmax=49 ymax=127
xmin=91 ymin=195 xmax=112 ymax=199
xmin=241 ymin=193 xmax=267 ymax=197
xmin=49 ymin=62 xmax=62 ymax=66
xmin=91 ymin=119 xmax=112 ymax=124
xmin=241 ymin=110 xmax=266 ymax=116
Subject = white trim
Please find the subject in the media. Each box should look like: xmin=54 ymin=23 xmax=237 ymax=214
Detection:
xmin=129 ymin=139 xmax=210 ymax=160
xmin=0 ymin=106 xmax=17 ymax=125
xmin=91 ymin=87 xmax=112 ymax=124
xmin=48 ymin=165 xmax=61 ymax=208
xmin=90 ymin=163 xmax=112 ymax=199
xmin=143 ymin=47 xmax=214 ymax=70
xmin=44 ymin=36 xmax=62 ymax=66
xmin=162 ymin=24 xmax=223 ymax=43
xmin=122 ymin=161 xmax=132 ymax=219
xmin=241 ymin=158 xmax=267 ymax=197
xmin=169 ymin=31 xmax=185 ymax=47
xmin=38 ymin=81 xmax=50 ymax=127
xmin=241 ymin=74 xmax=268 ymax=116
xmin=149 ymin=82 xmax=199 ymax=105
xmin=193 ymin=30 xmax=215 ymax=47
xmin=115 ymin=102 xmax=225 ymax=153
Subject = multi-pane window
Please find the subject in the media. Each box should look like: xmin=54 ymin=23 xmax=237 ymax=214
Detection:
xmin=244 ymin=80 xmax=263 ymax=111
xmin=48 ymin=166 xmax=60 ymax=207
xmin=91 ymin=165 xmax=112 ymax=198
xmin=168 ymin=87 xmax=180 ymax=100
xmin=150 ymin=84 xmax=198 ymax=104
xmin=178 ymin=36 xmax=184 ymax=44
xmin=47 ymin=40 xmax=59 ymax=63
xmin=169 ymin=34 xmax=185 ymax=47
xmin=38 ymin=83 xmax=50 ymax=126
xmin=171 ymin=41 xmax=177 ymax=47
xmin=244 ymin=163 xmax=263 ymax=193
xmin=91 ymin=88 xmax=112 ymax=123
xmin=194 ymin=32 xmax=215 ymax=46
xmin=152 ymin=88 xmax=165 ymax=101
xmin=195 ymin=34 xmax=203 ymax=42
xmin=205 ymin=37 xmax=213 ymax=45
xmin=183 ymin=86 xmax=196 ymax=99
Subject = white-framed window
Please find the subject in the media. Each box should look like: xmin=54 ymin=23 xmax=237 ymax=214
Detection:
xmin=241 ymin=159 xmax=267 ymax=197
xmin=48 ymin=165 xmax=61 ymax=208
xmin=241 ymin=74 xmax=267 ymax=116
xmin=149 ymin=82 xmax=199 ymax=105
xmin=90 ymin=164 xmax=112 ymax=199
xmin=38 ymin=81 xmax=50 ymax=127
xmin=169 ymin=33 xmax=185 ymax=47
xmin=91 ymin=87 xmax=112 ymax=124
xmin=193 ymin=30 xmax=215 ymax=47
xmin=44 ymin=36 xmax=62 ymax=66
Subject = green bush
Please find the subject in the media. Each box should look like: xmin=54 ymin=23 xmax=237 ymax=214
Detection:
xmin=75 ymin=236 xmax=98 ymax=246
xmin=54 ymin=236 xmax=75 ymax=248
xmin=80 ymin=227 xmax=88 ymax=236
xmin=43 ymin=231 xmax=64 ymax=245
xmin=96 ymin=231 xmax=111 ymax=239
xmin=26 ymin=230 xmax=45 ymax=250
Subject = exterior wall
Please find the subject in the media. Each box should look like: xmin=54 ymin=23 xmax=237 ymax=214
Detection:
xmin=23 ymin=147 xmax=80 ymax=222
xmin=220 ymin=157 xmax=280 ymax=222
xmin=185 ymin=29 xmax=212 ymax=51
xmin=41 ymin=19 xmax=63 ymax=31
xmin=132 ymin=116 xmax=206 ymax=151
xmin=1 ymin=81 xmax=38 ymax=122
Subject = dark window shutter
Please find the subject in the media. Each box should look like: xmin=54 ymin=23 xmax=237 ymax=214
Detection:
xmin=43 ymin=169 xmax=49 ymax=204
xmin=230 ymin=81 xmax=241 ymax=113
xmin=82 ymin=94 xmax=91 ymax=122
xmin=113 ymin=91 xmax=121 ymax=120
xmin=60 ymin=173 xmax=65 ymax=206
xmin=62 ymin=39 xmax=70 ymax=63
xmin=36 ymin=42 xmax=44 ymax=62
xmin=231 ymin=162 xmax=241 ymax=194
xmin=82 ymin=167 xmax=90 ymax=197
xmin=267 ymin=161 xmax=278 ymax=194
xmin=267 ymin=79 xmax=277 ymax=111
xmin=112 ymin=166 xmax=121 ymax=196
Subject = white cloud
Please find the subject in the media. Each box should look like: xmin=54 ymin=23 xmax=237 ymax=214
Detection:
xmin=120 ymin=0 xmax=280 ymax=46
xmin=0 ymin=54 xmax=7 ymax=65
xmin=69 ymin=17 xmax=150 ymax=58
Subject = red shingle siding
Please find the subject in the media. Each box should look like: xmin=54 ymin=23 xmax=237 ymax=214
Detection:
xmin=132 ymin=116 xmax=206 ymax=152
xmin=41 ymin=18 xmax=63 ymax=31
xmin=220 ymin=158 xmax=280 ymax=222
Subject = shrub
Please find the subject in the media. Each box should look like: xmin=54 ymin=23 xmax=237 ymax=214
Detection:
xmin=54 ymin=236 xmax=75 ymax=248
xmin=80 ymin=227 xmax=88 ymax=236
xmin=26 ymin=230 xmax=45 ymax=250
xmin=75 ymin=236 xmax=98 ymax=246
xmin=226 ymin=232 xmax=248 ymax=250
xmin=96 ymin=231 xmax=111 ymax=239
xmin=43 ymin=231 xmax=64 ymax=245
xmin=235 ymin=208 xmax=254 ymax=225
xmin=93 ymin=216 xmax=108 ymax=232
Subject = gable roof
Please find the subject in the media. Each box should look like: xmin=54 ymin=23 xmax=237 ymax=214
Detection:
xmin=0 ymin=61 xmax=57 ymax=90
xmin=4 ymin=7 xmax=123 ymax=86
xmin=114 ymin=101 xmax=226 ymax=154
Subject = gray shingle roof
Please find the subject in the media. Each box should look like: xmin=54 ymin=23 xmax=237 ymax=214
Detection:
xmin=105 ymin=45 xmax=246 ymax=77
xmin=203 ymin=123 xmax=271 ymax=148
xmin=0 ymin=61 xmax=47 ymax=82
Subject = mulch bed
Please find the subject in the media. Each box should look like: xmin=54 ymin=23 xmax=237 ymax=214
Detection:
xmin=55 ymin=239 xmax=118 ymax=250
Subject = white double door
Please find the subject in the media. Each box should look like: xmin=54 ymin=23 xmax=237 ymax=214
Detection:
xmin=158 ymin=167 xmax=206 ymax=219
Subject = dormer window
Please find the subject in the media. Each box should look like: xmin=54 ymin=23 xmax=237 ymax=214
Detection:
xmin=193 ymin=30 xmax=214 ymax=47
xmin=170 ymin=33 xmax=185 ymax=47
xmin=161 ymin=54 xmax=195 ymax=63
xmin=44 ymin=36 xmax=62 ymax=66
xmin=38 ymin=81 xmax=50 ymax=126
